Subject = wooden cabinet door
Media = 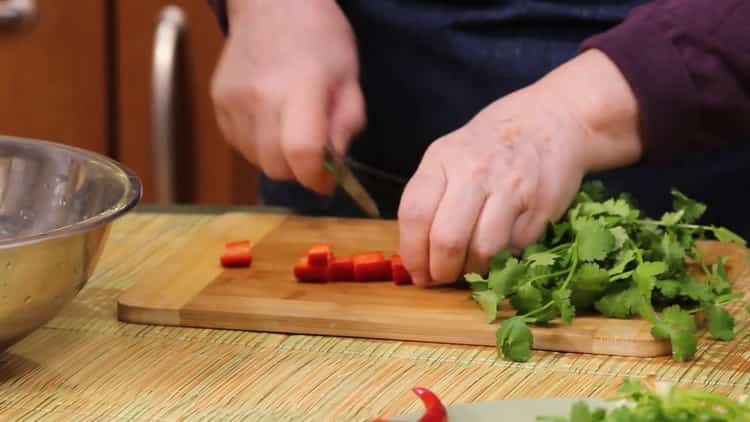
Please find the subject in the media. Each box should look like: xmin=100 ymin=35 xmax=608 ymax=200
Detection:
xmin=0 ymin=0 xmax=110 ymax=155
xmin=115 ymin=0 xmax=257 ymax=205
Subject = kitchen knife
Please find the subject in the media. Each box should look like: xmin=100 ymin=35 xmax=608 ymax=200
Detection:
xmin=323 ymin=145 xmax=381 ymax=218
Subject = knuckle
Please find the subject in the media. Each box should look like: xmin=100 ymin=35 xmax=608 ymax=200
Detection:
xmin=211 ymin=79 xmax=275 ymax=111
xmin=398 ymin=195 xmax=433 ymax=225
xmin=430 ymin=229 xmax=465 ymax=257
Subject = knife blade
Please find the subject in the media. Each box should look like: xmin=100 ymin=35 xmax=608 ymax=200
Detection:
xmin=323 ymin=145 xmax=381 ymax=218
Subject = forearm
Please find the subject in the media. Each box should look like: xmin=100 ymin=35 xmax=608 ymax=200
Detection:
xmin=579 ymin=0 xmax=750 ymax=162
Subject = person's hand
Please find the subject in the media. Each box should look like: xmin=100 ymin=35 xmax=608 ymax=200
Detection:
xmin=398 ymin=50 xmax=644 ymax=287
xmin=211 ymin=0 xmax=365 ymax=194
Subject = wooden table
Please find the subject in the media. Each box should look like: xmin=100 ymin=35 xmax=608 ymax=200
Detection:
xmin=1 ymin=210 xmax=749 ymax=421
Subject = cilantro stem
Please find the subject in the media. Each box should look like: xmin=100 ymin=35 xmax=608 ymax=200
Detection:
xmin=558 ymin=248 xmax=579 ymax=291
xmin=627 ymin=239 xmax=659 ymax=323
xmin=520 ymin=245 xmax=579 ymax=322
xmin=525 ymin=269 xmax=570 ymax=284
xmin=638 ymin=219 xmax=703 ymax=230
xmin=546 ymin=242 xmax=572 ymax=254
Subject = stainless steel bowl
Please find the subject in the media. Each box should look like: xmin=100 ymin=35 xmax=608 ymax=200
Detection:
xmin=0 ymin=135 xmax=141 ymax=349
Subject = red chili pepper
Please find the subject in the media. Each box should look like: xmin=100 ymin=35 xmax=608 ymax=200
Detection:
xmin=412 ymin=387 xmax=447 ymax=422
xmin=352 ymin=252 xmax=391 ymax=281
xmin=328 ymin=256 xmax=354 ymax=281
xmin=293 ymin=256 xmax=328 ymax=282
xmin=390 ymin=254 xmax=412 ymax=285
xmin=307 ymin=243 xmax=333 ymax=267
xmin=369 ymin=387 xmax=448 ymax=422
xmin=220 ymin=240 xmax=252 ymax=268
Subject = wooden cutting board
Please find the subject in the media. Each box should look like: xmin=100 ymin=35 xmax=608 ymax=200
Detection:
xmin=117 ymin=212 xmax=750 ymax=357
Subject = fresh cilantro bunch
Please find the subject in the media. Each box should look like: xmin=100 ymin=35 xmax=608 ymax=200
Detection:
xmin=465 ymin=181 xmax=747 ymax=362
xmin=537 ymin=378 xmax=750 ymax=421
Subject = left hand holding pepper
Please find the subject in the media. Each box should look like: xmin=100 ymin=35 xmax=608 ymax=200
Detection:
xmin=398 ymin=49 xmax=644 ymax=287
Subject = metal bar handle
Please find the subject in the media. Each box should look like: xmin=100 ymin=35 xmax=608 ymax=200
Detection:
xmin=151 ymin=5 xmax=186 ymax=204
xmin=0 ymin=0 xmax=36 ymax=29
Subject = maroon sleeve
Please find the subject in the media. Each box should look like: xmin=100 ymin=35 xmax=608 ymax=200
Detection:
xmin=579 ymin=0 xmax=750 ymax=163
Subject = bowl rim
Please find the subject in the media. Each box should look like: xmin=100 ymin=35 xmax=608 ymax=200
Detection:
xmin=0 ymin=135 xmax=142 ymax=248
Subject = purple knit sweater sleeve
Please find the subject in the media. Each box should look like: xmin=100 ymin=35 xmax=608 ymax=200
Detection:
xmin=580 ymin=0 xmax=750 ymax=162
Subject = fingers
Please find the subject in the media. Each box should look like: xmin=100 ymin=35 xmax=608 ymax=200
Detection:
xmin=428 ymin=182 xmax=486 ymax=284
xmin=329 ymin=80 xmax=366 ymax=154
xmin=398 ymin=166 xmax=447 ymax=288
xmin=256 ymin=105 xmax=294 ymax=180
xmin=280 ymin=81 xmax=334 ymax=194
xmin=465 ymin=194 xmax=520 ymax=275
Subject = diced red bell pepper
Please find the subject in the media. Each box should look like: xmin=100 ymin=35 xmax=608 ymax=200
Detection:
xmin=391 ymin=254 xmax=412 ymax=285
xmin=220 ymin=240 xmax=252 ymax=268
xmin=328 ymin=256 xmax=354 ymax=281
xmin=293 ymin=256 xmax=328 ymax=282
xmin=307 ymin=243 xmax=333 ymax=267
xmin=352 ymin=252 xmax=391 ymax=281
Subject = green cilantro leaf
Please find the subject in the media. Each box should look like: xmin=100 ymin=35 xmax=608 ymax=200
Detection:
xmin=660 ymin=210 xmax=684 ymax=226
xmin=575 ymin=219 xmax=616 ymax=262
xmin=527 ymin=251 xmax=558 ymax=268
xmin=576 ymin=263 xmax=611 ymax=289
xmin=609 ymin=249 xmax=635 ymax=276
xmin=552 ymin=288 xmax=575 ymax=324
xmin=594 ymin=285 xmax=642 ymax=318
xmin=671 ymin=189 xmax=706 ymax=223
xmin=489 ymin=250 xmax=513 ymax=271
xmin=655 ymin=279 xmax=682 ymax=299
xmin=464 ymin=272 xmax=489 ymax=292
xmin=633 ymin=261 xmax=667 ymax=301
xmin=711 ymin=226 xmax=747 ymax=246
xmin=602 ymin=198 xmax=633 ymax=218
xmin=497 ymin=317 xmax=533 ymax=362
xmin=704 ymin=303 xmax=734 ymax=341
xmin=709 ymin=256 xmax=731 ymax=295
xmin=659 ymin=232 xmax=686 ymax=269
xmin=609 ymin=227 xmax=629 ymax=250
xmin=570 ymin=263 xmax=610 ymax=309
xmin=488 ymin=257 xmax=526 ymax=297
xmin=472 ymin=290 xmax=500 ymax=323
xmin=510 ymin=282 xmax=545 ymax=314
xmin=680 ymin=278 xmax=714 ymax=303
xmin=650 ymin=305 xmax=697 ymax=361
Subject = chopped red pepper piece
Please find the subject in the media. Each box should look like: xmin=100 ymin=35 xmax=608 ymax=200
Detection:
xmin=412 ymin=387 xmax=447 ymax=422
xmin=293 ymin=256 xmax=328 ymax=282
xmin=391 ymin=254 xmax=412 ymax=285
xmin=220 ymin=240 xmax=252 ymax=268
xmin=352 ymin=252 xmax=391 ymax=281
xmin=328 ymin=256 xmax=354 ymax=281
xmin=307 ymin=243 xmax=333 ymax=267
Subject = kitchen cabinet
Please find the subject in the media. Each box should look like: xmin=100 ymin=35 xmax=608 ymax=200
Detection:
xmin=0 ymin=0 xmax=111 ymax=156
xmin=0 ymin=0 xmax=258 ymax=205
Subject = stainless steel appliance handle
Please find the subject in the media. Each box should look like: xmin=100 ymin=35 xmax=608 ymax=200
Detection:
xmin=0 ymin=0 xmax=36 ymax=29
xmin=151 ymin=5 xmax=186 ymax=204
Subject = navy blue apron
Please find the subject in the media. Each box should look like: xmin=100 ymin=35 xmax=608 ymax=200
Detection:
xmin=256 ymin=0 xmax=750 ymax=238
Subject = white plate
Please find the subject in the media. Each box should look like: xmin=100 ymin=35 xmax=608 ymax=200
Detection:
xmin=391 ymin=398 xmax=615 ymax=421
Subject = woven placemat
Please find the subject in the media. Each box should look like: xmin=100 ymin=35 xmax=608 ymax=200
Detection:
xmin=0 ymin=213 xmax=748 ymax=421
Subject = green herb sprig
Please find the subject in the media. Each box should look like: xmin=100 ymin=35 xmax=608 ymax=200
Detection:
xmin=465 ymin=181 xmax=747 ymax=362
